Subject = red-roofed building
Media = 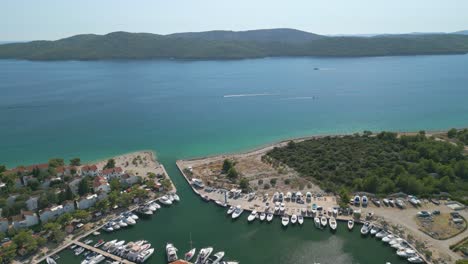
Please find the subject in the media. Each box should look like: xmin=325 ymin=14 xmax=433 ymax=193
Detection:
xmin=93 ymin=176 xmax=110 ymax=193
xmin=81 ymin=165 xmax=99 ymax=177
xmin=101 ymin=167 xmax=123 ymax=180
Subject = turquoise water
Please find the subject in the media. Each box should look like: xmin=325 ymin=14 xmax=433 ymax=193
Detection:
xmin=1 ymin=55 xmax=468 ymax=263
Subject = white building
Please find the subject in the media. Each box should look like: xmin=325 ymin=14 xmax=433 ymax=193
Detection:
xmin=25 ymin=196 xmax=39 ymax=211
xmin=101 ymin=167 xmax=124 ymax=180
xmin=81 ymin=165 xmax=99 ymax=177
xmin=62 ymin=200 xmax=75 ymax=213
xmin=93 ymin=176 xmax=111 ymax=193
xmin=76 ymin=194 xmax=98 ymax=210
xmin=39 ymin=205 xmax=64 ymax=223
xmin=0 ymin=218 xmax=8 ymax=232
xmin=12 ymin=211 xmax=39 ymax=229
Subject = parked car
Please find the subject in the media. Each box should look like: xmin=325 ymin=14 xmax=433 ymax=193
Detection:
xmin=432 ymin=210 xmax=440 ymax=215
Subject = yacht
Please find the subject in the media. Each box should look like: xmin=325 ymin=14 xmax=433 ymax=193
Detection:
xmin=172 ymin=193 xmax=181 ymax=202
xmin=281 ymin=215 xmax=290 ymax=227
xmin=75 ymin=247 xmax=85 ymax=256
xmin=206 ymin=251 xmax=225 ymax=264
xmin=247 ymin=210 xmax=258 ymax=222
xmin=376 ymin=230 xmax=388 ymax=239
xmin=94 ymin=239 xmax=105 ymax=248
xmin=329 ymin=217 xmax=337 ymax=231
xmin=90 ymin=254 xmax=105 ymax=264
xmin=298 ymin=215 xmax=304 ymax=225
xmin=231 ymin=206 xmax=243 ymax=219
xmin=382 ymin=234 xmax=395 ymax=243
xmin=227 ymin=206 xmax=235 ymax=215
xmin=321 ymin=216 xmax=328 ymax=227
xmin=118 ymin=219 xmax=128 ymax=228
xmin=195 ymin=247 xmax=214 ymax=264
xmin=389 ymin=238 xmax=404 ymax=246
xmin=166 ymin=243 xmax=178 ymax=262
xmin=102 ymin=240 xmax=117 ymax=251
xmin=185 ymin=248 xmax=197 ymax=261
xmin=46 ymin=257 xmax=57 ymax=264
xmin=370 ymin=226 xmax=380 ymax=236
xmin=259 ymin=212 xmax=266 ymax=221
xmin=408 ymin=255 xmax=424 ymax=263
xmin=266 ymin=213 xmax=274 ymax=222
xmin=147 ymin=203 xmax=157 ymax=212
xmin=291 ymin=214 xmax=298 ymax=224
xmin=314 ymin=217 xmax=321 ymax=228
xmin=347 ymin=220 xmax=354 ymax=230
xmin=392 ymin=240 xmax=409 ymax=249
xmin=279 ymin=203 xmax=285 ymax=213
xmin=397 ymin=248 xmax=416 ymax=258
xmin=125 ymin=217 xmax=136 ymax=225
xmin=138 ymin=248 xmax=154 ymax=263
xmin=159 ymin=195 xmax=173 ymax=205
xmin=360 ymin=222 xmax=370 ymax=235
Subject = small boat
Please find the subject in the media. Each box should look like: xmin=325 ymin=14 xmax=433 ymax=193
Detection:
xmin=231 ymin=206 xmax=243 ymax=219
xmin=166 ymin=243 xmax=178 ymax=262
xmin=389 ymin=238 xmax=404 ymax=246
xmin=46 ymin=257 xmax=57 ymax=264
xmin=279 ymin=203 xmax=285 ymax=212
xmin=138 ymin=248 xmax=155 ymax=263
xmin=311 ymin=204 xmax=317 ymax=215
xmin=84 ymin=239 xmax=93 ymax=245
xmin=247 ymin=210 xmax=258 ymax=222
xmin=159 ymin=195 xmax=173 ymax=205
xmin=321 ymin=216 xmax=327 ymax=227
xmin=195 ymin=247 xmax=214 ymax=264
xmin=102 ymin=239 xmax=117 ymax=251
xmin=92 ymin=231 xmax=100 ymax=236
xmin=281 ymin=215 xmax=289 ymax=227
xmin=125 ymin=217 xmax=136 ymax=225
xmin=94 ymin=239 xmax=105 ymax=248
xmin=382 ymin=234 xmax=395 ymax=243
xmin=172 ymin=193 xmax=181 ymax=202
xmin=266 ymin=213 xmax=274 ymax=222
xmin=69 ymin=244 xmax=77 ymax=250
xmin=259 ymin=212 xmax=266 ymax=221
xmin=408 ymin=255 xmax=424 ymax=263
xmin=227 ymin=206 xmax=235 ymax=215
xmin=314 ymin=217 xmax=321 ymax=228
xmin=298 ymin=215 xmax=304 ymax=225
xmin=376 ymin=230 xmax=388 ymax=239
xmin=329 ymin=217 xmax=337 ymax=231
xmin=207 ymin=251 xmax=225 ymax=264
xmin=75 ymin=247 xmax=85 ymax=256
xmin=370 ymin=226 xmax=380 ymax=236
xmin=397 ymin=248 xmax=416 ymax=257
xmin=291 ymin=214 xmax=297 ymax=224
xmin=392 ymin=240 xmax=409 ymax=249
xmin=360 ymin=222 xmax=370 ymax=235
xmin=347 ymin=220 xmax=354 ymax=230
xmin=185 ymin=248 xmax=197 ymax=261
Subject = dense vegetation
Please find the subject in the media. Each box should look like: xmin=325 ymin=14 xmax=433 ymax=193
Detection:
xmin=266 ymin=132 xmax=468 ymax=203
xmin=1 ymin=29 xmax=468 ymax=60
xmin=448 ymin=128 xmax=468 ymax=145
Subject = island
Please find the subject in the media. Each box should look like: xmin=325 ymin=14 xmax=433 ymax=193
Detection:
xmin=0 ymin=151 xmax=176 ymax=264
xmin=177 ymin=129 xmax=468 ymax=264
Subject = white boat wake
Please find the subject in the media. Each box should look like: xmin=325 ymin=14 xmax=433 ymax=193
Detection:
xmin=223 ymin=93 xmax=277 ymax=98
xmin=280 ymin=96 xmax=315 ymax=100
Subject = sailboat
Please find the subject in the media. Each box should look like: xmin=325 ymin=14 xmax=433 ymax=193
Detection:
xmin=185 ymin=233 xmax=196 ymax=261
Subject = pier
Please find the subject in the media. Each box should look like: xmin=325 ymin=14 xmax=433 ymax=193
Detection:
xmin=73 ymin=241 xmax=136 ymax=264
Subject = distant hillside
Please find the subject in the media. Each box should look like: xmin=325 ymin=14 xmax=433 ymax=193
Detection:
xmin=454 ymin=30 xmax=468 ymax=35
xmin=1 ymin=29 xmax=468 ymax=60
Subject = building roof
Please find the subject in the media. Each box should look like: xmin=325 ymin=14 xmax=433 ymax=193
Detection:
xmin=82 ymin=165 xmax=98 ymax=171
xmin=101 ymin=167 xmax=123 ymax=175
xmin=93 ymin=176 xmax=109 ymax=188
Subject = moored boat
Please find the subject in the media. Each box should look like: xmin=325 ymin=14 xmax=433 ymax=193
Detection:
xmin=159 ymin=195 xmax=173 ymax=205
xmin=185 ymin=248 xmax=197 ymax=261
xmin=266 ymin=213 xmax=274 ymax=222
xmin=360 ymin=222 xmax=370 ymax=235
xmin=259 ymin=212 xmax=266 ymax=221
xmin=298 ymin=215 xmax=304 ymax=225
xmin=195 ymin=247 xmax=214 ymax=264
xmin=46 ymin=257 xmax=57 ymax=264
xmin=281 ymin=215 xmax=289 ymax=227
xmin=290 ymin=214 xmax=297 ymax=224
xmin=166 ymin=243 xmax=178 ymax=262
xmin=227 ymin=206 xmax=235 ymax=215
xmin=329 ymin=217 xmax=337 ymax=231
xmin=247 ymin=210 xmax=258 ymax=222
xmin=347 ymin=220 xmax=354 ymax=230
xmin=207 ymin=251 xmax=225 ymax=264
xmin=321 ymin=216 xmax=327 ymax=227
xmin=231 ymin=206 xmax=243 ymax=219
xmin=314 ymin=217 xmax=321 ymax=228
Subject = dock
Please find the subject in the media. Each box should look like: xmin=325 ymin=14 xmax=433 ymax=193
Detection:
xmin=74 ymin=241 xmax=136 ymax=264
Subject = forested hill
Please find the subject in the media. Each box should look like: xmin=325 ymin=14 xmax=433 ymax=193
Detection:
xmin=1 ymin=29 xmax=468 ymax=60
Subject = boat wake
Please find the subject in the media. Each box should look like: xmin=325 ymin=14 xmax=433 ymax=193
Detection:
xmin=223 ymin=93 xmax=277 ymax=98
xmin=280 ymin=96 xmax=316 ymax=100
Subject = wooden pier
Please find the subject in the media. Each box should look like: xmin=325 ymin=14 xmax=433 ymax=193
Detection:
xmin=74 ymin=241 xmax=136 ymax=264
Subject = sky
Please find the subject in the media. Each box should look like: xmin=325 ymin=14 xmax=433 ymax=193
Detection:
xmin=1 ymin=0 xmax=468 ymax=41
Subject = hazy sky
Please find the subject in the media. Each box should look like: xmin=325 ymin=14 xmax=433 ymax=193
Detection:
xmin=2 ymin=0 xmax=468 ymax=41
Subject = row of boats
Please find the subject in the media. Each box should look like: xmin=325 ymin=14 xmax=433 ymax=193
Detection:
xmin=100 ymin=239 xmax=154 ymax=263
xmin=102 ymin=211 xmax=140 ymax=232
xmin=360 ymin=223 xmax=425 ymax=263
xmin=135 ymin=193 xmax=180 ymax=216
xmin=166 ymin=243 xmax=238 ymax=264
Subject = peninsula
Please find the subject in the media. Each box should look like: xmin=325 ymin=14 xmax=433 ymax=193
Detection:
xmin=1 ymin=29 xmax=468 ymax=60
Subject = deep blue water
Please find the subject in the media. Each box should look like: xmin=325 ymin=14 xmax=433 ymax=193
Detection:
xmin=1 ymin=55 xmax=468 ymax=264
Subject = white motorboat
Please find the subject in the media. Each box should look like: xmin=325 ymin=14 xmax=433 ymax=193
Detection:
xmin=89 ymin=254 xmax=105 ymax=264
xmin=360 ymin=222 xmax=370 ymax=235
xmin=118 ymin=220 xmax=128 ymax=228
xmin=279 ymin=203 xmax=285 ymax=212
xmin=138 ymin=248 xmax=154 ymax=263
xmin=102 ymin=240 xmax=117 ymax=251
xmin=231 ymin=206 xmax=243 ymax=219
xmin=94 ymin=239 xmax=105 ymax=248
xmin=408 ymin=255 xmax=424 ymax=263
xmin=298 ymin=215 xmax=304 ymax=225
xmin=247 ymin=210 xmax=258 ymax=222
xmin=389 ymin=238 xmax=404 ymax=246
xmin=321 ymin=216 xmax=327 ymax=227
xmin=147 ymin=203 xmax=157 ymax=211
xmin=329 ymin=217 xmax=337 ymax=231
xmin=376 ymin=230 xmax=388 ymax=239
xmin=74 ymin=247 xmax=85 ymax=256
xmin=281 ymin=215 xmax=289 ymax=227
xmin=382 ymin=234 xmax=395 ymax=243
xmin=314 ymin=217 xmax=321 ymax=228
xmin=159 ymin=195 xmax=173 ymax=205
xmin=185 ymin=248 xmax=197 ymax=261
xmin=125 ymin=217 xmax=136 ymax=225
xmin=370 ymin=226 xmax=380 ymax=236
xmin=196 ymin=247 xmax=214 ymax=264
xmin=46 ymin=257 xmax=57 ymax=264
xmin=131 ymin=213 xmax=139 ymax=220
xmin=291 ymin=214 xmax=297 ymax=224
xmin=392 ymin=240 xmax=409 ymax=249
xmin=172 ymin=193 xmax=181 ymax=202
xmin=259 ymin=212 xmax=266 ymax=221
xmin=397 ymin=248 xmax=415 ymax=257
xmin=227 ymin=206 xmax=235 ymax=215
xmin=166 ymin=243 xmax=178 ymax=262
xmin=347 ymin=220 xmax=354 ymax=230
xmin=207 ymin=251 xmax=225 ymax=264
xmin=266 ymin=213 xmax=274 ymax=222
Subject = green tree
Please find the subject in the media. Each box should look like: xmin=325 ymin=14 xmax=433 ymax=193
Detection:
xmin=338 ymin=187 xmax=350 ymax=208
xmin=69 ymin=158 xmax=81 ymax=166
xmin=0 ymin=242 xmax=17 ymax=263
xmin=48 ymin=158 xmax=64 ymax=168
xmin=161 ymin=179 xmax=173 ymax=191
xmin=95 ymin=198 xmax=109 ymax=212
xmin=78 ymin=178 xmax=89 ymax=196
xmin=239 ymin=178 xmax=250 ymax=192
xmin=103 ymin=159 xmax=116 ymax=169
xmin=227 ymin=167 xmax=239 ymax=180
xmin=57 ymin=213 xmax=72 ymax=225
xmin=73 ymin=210 xmax=90 ymax=221
xmin=43 ymin=222 xmax=65 ymax=242
xmin=64 ymin=186 xmax=74 ymax=200
xmin=270 ymin=178 xmax=277 ymax=186
xmin=447 ymin=128 xmax=457 ymax=138
xmin=222 ymin=159 xmax=235 ymax=173
xmin=109 ymin=178 xmax=121 ymax=191
xmin=12 ymin=230 xmax=39 ymax=255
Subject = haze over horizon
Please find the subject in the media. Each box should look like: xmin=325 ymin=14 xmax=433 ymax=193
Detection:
xmin=1 ymin=0 xmax=468 ymax=41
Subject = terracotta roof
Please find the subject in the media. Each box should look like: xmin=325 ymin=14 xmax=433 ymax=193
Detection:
xmin=11 ymin=215 xmax=23 ymax=222
xmin=56 ymin=166 xmax=65 ymax=173
xmin=169 ymin=261 xmax=190 ymax=264
xmin=101 ymin=167 xmax=123 ymax=175
xmin=22 ymin=210 xmax=35 ymax=216
xmin=93 ymin=176 xmax=108 ymax=188
xmin=82 ymin=165 xmax=98 ymax=171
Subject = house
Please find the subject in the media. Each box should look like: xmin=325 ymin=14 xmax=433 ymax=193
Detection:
xmin=81 ymin=165 xmax=99 ymax=177
xmin=76 ymin=194 xmax=98 ymax=210
xmin=25 ymin=196 xmax=39 ymax=211
xmin=7 ymin=194 xmax=19 ymax=206
xmin=62 ymin=200 xmax=75 ymax=213
xmin=22 ymin=175 xmax=34 ymax=186
xmin=121 ymin=173 xmax=140 ymax=186
xmin=39 ymin=205 xmax=64 ymax=223
xmin=101 ymin=167 xmax=124 ymax=180
xmin=68 ymin=177 xmax=82 ymax=194
xmin=93 ymin=176 xmax=110 ymax=193
xmin=0 ymin=218 xmax=8 ymax=232
xmin=11 ymin=210 xmax=39 ymax=229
